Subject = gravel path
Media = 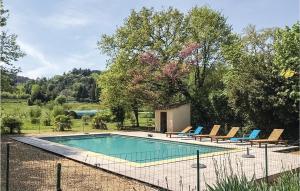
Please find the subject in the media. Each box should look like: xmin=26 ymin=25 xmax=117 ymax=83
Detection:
xmin=1 ymin=136 xmax=156 ymax=191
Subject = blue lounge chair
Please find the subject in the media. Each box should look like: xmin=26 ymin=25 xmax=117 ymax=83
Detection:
xmin=230 ymin=129 xmax=261 ymax=142
xmin=178 ymin=126 xmax=204 ymax=137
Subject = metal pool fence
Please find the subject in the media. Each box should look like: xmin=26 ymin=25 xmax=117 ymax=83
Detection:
xmin=1 ymin=138 xmax=299 ymax=191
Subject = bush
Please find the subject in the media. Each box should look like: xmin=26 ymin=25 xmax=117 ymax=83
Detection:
xmin=30 ymin=118 xmax=40 ymax=124
xmin=0 ymin=92 xmax=17 ymax=99
xmin=29 ymin=106 xmax=42 ymax=124
xmin=1 ymin=116 xmax=23 ymax=134
xmin=18 ymin=93 xmax=30 ymax=99
xmin=42 ymin=118 xmax=51 ymax=126
xmin=92 ymin=114 xmax=107 ymax=129
xmin=29 ymin=106 xmax=42 ymax=118
xmin=82 ymin=115 xmax=90 ymax=125
xmin=54 ymin=115 xmax=72 ymax=131
xmin=96 ymin=111 xmax=112 ymax=122
xmin=27 ymin=98 xmax=34 ymax=106
xmin=34 ymin=99 xmax=43 ymax=106
xmin=206 ymin=158 xmax=300 ymax=191
xmin=111 ymin=106 xmax=125 ymax=125
xmin=52 ymin=106 xmax=65 ymax=118
xmin=55 ymin=95 xmax=67 ymax=105
xmin=45 ymin=100 xmax=55 ymax=110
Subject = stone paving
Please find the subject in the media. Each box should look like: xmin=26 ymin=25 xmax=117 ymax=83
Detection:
xmin=13 ymin=131 xmax=300 ymax=191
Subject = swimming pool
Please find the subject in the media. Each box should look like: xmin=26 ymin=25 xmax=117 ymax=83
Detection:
xmin=43 ymin=134 xmax=230 ymax=163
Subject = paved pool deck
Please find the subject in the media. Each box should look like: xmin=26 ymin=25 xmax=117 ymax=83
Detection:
xmin=12 ymin=131 xmax=300 ymax=191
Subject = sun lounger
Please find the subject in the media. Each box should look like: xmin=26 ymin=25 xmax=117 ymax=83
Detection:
xmin=192 ymin=125 xmax=221 ymax=141
xmin=250 ymin=129 xmax=288 ymax=148
xmin=211 ymin=127 xmax=240 ymax=143
xmin=178 ymin=126 xmax=203 ymax=137
xmin=230 ymin=129 xmax=261 ymax=142
xmin=165 ymin=126 xmax=193 ymax=138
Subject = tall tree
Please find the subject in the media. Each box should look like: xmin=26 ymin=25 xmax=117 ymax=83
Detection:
xmin=0 ymin=0 xmax=25 ymax=92
xmin=99 ymin=7 xmax=187 ymax=125
xmin=223 ymin=24 xmax=299 ymax=139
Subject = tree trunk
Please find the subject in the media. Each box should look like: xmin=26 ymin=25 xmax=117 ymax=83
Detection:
xmin=132 ymin=101 xmax=139 ymax=127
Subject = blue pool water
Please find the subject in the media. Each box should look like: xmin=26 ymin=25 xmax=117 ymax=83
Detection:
xmin=43 ymin=135 xmax=230 ymax=163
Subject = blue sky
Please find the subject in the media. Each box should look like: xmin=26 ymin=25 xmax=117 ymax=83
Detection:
xmin=4 ymin=0 xmax=299 ymax=79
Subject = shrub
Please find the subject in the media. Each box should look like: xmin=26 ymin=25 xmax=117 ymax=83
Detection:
xmin=96 ymin=111 xmax=112 ymax=122
xmin=82 ymin=115 xmax=90 ymax=125
xmin=42 ymin=118 xmax=51 ymax=126
xmin=54 ymin=115 xmax=72 ymax=131
xmin=27 ymin=98 xmax=34 ymax=106
xmin=1 ymin=116 xmax=23 ymax=134
xmin=111 ymin=106 xmax=125 ymax=125
xmin=42 ymin=110 xmax=52 ymax=126
xmin=52 ymin=106 xmax=65 ymax=118
xmin=55 ymin=95 xmax=67 ymax=105
xmin=92 ymin=114 xmax=107 ymax=129
xmin=45 ymin=100 xmax=55 ymax=110
xmin=34 ymin=99 xmax=43 ymax=106
xmin=29 ymin=106 xmax=42 ymax=124
xmin=29 ymin=106 xmax=42 ymax=118
xmin=30 ymin=118 xmax=40 ymax=124
xmin=68 ymin=111 xmax=78 ymax=119
xmin=0 ymin=92 xmax=18 ymax=99
xmin=18 ymin=93 xmax=30 ymax=99
xmin=206 ymin=158 xmax=300 ymax=191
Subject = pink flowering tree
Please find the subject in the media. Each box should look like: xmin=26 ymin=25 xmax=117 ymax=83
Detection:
xmin=130 ymin=42 xmax=204 ymax=105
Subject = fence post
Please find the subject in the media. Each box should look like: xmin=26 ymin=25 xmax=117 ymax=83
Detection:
xmin=265 ymin=144 xmax=268 ymax=185
xmin=6 ymin=144 xmax=10 ymax=191
xmin=56 ymin=163 xmax=62 ymax=191
xmin=197 ymin=150 xmax=200 ymax=191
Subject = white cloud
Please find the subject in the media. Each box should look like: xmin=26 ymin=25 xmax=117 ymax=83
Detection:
xmin=18 ymin=41 xmax=59 ymax=78
xmin=41 ymin=8 xmax=91 ymax=29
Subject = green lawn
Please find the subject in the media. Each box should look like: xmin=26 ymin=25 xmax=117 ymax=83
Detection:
xmin=1 ymin=99 xmax=154 ymax=134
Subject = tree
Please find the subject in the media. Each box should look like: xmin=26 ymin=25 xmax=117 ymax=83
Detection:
xmin=99 ymin=7 xmax=187 ymax=113
xmin=99 ymin=7 xmax=234 ymax=127
xmin=1 ymin=115 xmax=22 ymax=134
xmin=0 ymin=0 xmax=25 ymax=92
xmin=55 ymin=95 xmax=67 ymax=105
xmin=186 ymin=6 xmax=232 ymax=90
xmin=222 ymin=24 xmax=299 ymax=139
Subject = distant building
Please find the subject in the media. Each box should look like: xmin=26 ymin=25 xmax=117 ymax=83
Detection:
xmin=154 ymin=103 xmax=191 ymax=133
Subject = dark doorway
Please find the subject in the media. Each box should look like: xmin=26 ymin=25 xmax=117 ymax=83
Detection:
xmin=160 ymin=112 xmax=167 ymax=133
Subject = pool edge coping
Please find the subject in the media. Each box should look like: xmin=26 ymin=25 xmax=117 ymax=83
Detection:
xmin=11 ymin=132 xmax=243 ymax=167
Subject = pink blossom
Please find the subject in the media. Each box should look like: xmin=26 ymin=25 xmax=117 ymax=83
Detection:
xmin=132 ymin=74 xmax=144 ymax=84
xmin=139 ymin=52 xmax=159 ymax=65
xmin=162 ymin=62 xmax=180 ymax=80
xmin=179 ymin=42 xmax=201 ymax=58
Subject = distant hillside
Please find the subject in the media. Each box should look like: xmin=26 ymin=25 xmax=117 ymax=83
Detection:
xmin=23 ymin=68 xmax=101 ymax=103
xmin=15 ymin=76 xmax=32 ymax=84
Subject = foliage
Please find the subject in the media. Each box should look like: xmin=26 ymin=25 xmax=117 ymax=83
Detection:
xmin=0 ymin=0 xmax=25 ymax=92
xmin=55 ymin=95 xmax=67 ymax=105
xmin=42 ymin=117 xmax=51 ymax=126
xmin=111 ymin=106 xmax=125 ymax=126
xmin=81 ymin=114 xmax=90 ymax=125
xmin=206 ymin=168 xmax=299 ymax=191
xmin=98 ymin=6 xmax=234 ymax=128
xmin=54 ymin=115 xmax=72 ymax=131
xmin=92 ymin=114 xmax=107 ymax=129
xmin=29 ymin=106 xmax=42 ymax=118
xmin=42 ymin=110 xmax=51 ymax=126
xmin=52 ymin=105 xmax=65 ymax=118
xmin=1 ymin=115 xmax=22 ymax=134
xmin=222 ymin=25 xmax=299 ymax=139
xmin=29 ymin=106 xmax=42 ymax=124
xmin=0 ymin=91 xmax=30 ymax=99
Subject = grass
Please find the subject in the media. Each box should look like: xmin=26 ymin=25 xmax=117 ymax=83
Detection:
xmin=1 ymin=99 xmax=154 ymax=135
